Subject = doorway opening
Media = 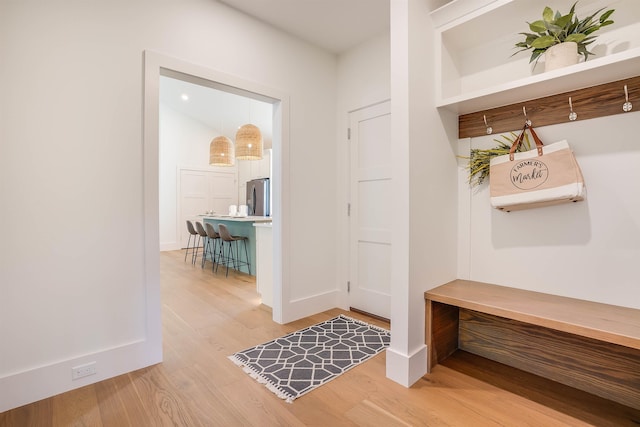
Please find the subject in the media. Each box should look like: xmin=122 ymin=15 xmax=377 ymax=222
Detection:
xmin=157 ymin=71 xmax=274 ymax=251
xmin=143 ymin=51 xmax=290 ymax=341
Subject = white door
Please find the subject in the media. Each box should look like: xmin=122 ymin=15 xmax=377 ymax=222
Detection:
xmin=179 ymin=168 xmax=237 ymax=248
xmin=348 ymin=101 xmax=391 ymax=319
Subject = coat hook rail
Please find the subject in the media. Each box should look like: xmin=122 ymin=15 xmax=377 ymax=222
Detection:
xmin=459 ymin=75 xmax=640 ymax=139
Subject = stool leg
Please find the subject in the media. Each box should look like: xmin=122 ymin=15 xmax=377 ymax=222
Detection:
xmin=201 ymin=237 xmax=207 ymax=267
xmin=192 ymin=235 xmax=201 ymax=264
xmin=211 ymin=238 xmax=222 ymax=272
xmin=203 ymin=237 xmax=213 ymax=269
xmin=212 ymin=238 xmax=218 ymax=272
xmin=184 ymin=234 xmax=192 ymax=262
xmin=201 ymin=237 xmax=207 ymax=268
xmin=218 ymin=241 xmax=226 ymax=275
xmin=215 ymin=242 xmax=221 ymax=274
xmin=243 ymin=239 xmax=251 ymax=275
xmin=231 ymin=241 xmax=239 ymax=272
xmin=215 ymin=240 xmax=223 ymax=273
xmin=225 ymin=241 xmax=231 ymax=277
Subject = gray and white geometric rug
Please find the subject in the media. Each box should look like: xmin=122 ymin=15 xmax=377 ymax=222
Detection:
xmin=228 ymin=315 xmax=391 ymax=402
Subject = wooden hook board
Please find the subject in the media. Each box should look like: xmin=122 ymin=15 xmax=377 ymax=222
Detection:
xmin=458 ymin=75 xmax=640 ymax=139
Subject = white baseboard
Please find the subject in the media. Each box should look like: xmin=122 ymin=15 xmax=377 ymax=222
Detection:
xmin=0 ymin=339 xmax=162 ymax=413
xmin=385 ymin=344 xmax=428 ymax=387
xmin=277 ymin=290 xmax=340 ymax=324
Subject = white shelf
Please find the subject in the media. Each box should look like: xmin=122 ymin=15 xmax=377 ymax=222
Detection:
xmin=433 ymin=0 xmax=640 ymax=114
xmin=438 ymin=48 xmax=640 ymax=114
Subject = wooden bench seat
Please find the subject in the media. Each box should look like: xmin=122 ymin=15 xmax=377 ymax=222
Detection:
xmin=425 ymin=279 xmax=640 ymax=410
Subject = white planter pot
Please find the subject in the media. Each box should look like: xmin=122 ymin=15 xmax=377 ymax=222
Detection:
xmin=544 ymin=42 xmax=579 ymax=72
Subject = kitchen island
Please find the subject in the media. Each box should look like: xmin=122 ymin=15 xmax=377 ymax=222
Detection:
xmin=196 ymin=215 xmax=271 ymax=276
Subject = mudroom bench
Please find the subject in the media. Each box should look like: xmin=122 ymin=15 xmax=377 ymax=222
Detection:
xmin=425 ymin=280 xmax=640 ymax=410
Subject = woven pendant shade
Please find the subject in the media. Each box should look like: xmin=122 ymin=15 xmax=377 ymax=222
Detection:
xmin=209 ymin=136 xmax=235 ymax=166
xmin=235 ymin=124 xmax=263 ymax=160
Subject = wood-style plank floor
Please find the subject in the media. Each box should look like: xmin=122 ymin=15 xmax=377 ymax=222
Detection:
xmin=2 ymin=250 xmax=639 ymax=426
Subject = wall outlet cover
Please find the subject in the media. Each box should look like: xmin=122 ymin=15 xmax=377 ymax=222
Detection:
xmin=71 ymin=362 xmax=96 ymax=380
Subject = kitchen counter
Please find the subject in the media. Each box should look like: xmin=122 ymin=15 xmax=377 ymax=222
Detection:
xmin=253 ymin=222 xmax=273 ymax=228
xmin=196 ymin=215 xmax=271 ymax=276
xmin=197 ymin=214 xmax=272 ymax=223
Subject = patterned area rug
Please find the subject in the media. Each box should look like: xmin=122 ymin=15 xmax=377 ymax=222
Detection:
xmin=229 ymin=315 xmax=390 ymax=402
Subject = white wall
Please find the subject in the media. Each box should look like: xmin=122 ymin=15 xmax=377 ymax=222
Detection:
xmin=337 ymin=33 xmax=391 ymax=112
xmin=336 ymin=32 xmax=391 ymax=309
xmin=0 ymin=0 xmax=338 ymax=411
xmin=159 ymin=104 xmax=238 ymax=250
xmin=459 ymin=112 xmax=640 ymax=309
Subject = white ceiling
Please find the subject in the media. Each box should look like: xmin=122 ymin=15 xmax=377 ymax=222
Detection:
xmin=160 ymin=1 xmax=391 ymax=146
xmin=218 ymin=0 xmax=390 ymax=54
xmin=160 ymin=75 xmax=274 ymax=148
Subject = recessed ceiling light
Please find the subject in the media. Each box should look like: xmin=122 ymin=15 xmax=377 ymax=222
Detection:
xmin=181 ymin=94 xmax=189 ymax=101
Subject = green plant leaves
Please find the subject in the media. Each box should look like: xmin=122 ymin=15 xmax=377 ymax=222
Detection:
xmin=531 ymin=36 xmax=556 ymax=49
xmin=565 ymin=33 xmax=586 ymax=43
xmin=529 ymin=20 xmax=547 ymax=33
xmin=529 ymin=49 xmax=545 ymax=63
xmin=545 ymin=23 xmax=564 ymax=36
xmin=514 ymin=2 xmax=614 ymax=63
xmin=600 ymin=9 xmax=615 ymax=22
xmin=554 ymin=13 xmax=574 ymax=29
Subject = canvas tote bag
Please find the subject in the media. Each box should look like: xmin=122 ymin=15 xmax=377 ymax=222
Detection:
xmin=489 ymin=124 xmax=585 ymax=212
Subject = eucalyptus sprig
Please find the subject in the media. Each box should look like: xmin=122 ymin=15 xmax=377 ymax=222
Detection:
xmin=461 ymin=132 xmax=532 ymax=187
xmin=514 ymin=2 xmax=615 ymax=64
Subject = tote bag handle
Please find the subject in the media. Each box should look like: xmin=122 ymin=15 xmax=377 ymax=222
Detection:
xmin=509 ymin=124 xmax=545 ymax=161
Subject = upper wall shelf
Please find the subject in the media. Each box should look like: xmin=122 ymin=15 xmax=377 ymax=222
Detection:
xmin=431 ymin=0 xmax=640 ymax=115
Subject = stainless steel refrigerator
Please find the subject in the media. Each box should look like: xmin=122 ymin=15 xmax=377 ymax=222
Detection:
xmin=246 ymin=178 xmax=270 ymax=216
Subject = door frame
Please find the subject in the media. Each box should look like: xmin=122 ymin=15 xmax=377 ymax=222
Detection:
xmin=143 ymin=51 xmax=291 ymax=325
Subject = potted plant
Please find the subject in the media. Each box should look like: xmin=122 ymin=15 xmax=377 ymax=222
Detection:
xmin=514 ymin=2 xmax=614 ymax=71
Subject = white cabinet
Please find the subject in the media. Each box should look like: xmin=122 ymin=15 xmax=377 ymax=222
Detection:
xmin=251 ymin=148 xmax=271 ymax=180
xmin=238 ymin=149 xmax=271 ymax=203
xmin=432 ymin=0 xmax=640 ymax=114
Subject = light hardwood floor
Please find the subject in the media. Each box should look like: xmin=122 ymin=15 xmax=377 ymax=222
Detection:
xmin=1 ymin=250 xmax=639 ymax=426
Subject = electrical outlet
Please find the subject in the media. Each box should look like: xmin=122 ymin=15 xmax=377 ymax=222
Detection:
xmin=71 ymin=362 xmax=96 ymax=380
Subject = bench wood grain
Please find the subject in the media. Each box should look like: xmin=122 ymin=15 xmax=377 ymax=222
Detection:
xmin=425 ymin=279 xmax=640 ymax=410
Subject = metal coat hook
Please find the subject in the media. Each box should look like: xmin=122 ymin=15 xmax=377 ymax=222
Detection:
xmin=623 ymin=85 xmax=633 ymax=112
xmin=483 ymin=115 xmax=493 ymax=135
xmin=523 ymin=106 xmax=532 ymax=126
xmin=568 ymin=97 xmax=577 ymax=121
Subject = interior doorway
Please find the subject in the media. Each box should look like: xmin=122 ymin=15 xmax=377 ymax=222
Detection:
xmin=157 ymin=73 xmax=274 ymax=252
xmin=143 ymin=51 xmax=290 ymax=326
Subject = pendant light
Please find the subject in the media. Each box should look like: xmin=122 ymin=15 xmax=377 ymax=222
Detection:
xmin=209 ymin=136 xmax=235 ymax=166
xmin=235 ymin=124 xmax=263 ymax=160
